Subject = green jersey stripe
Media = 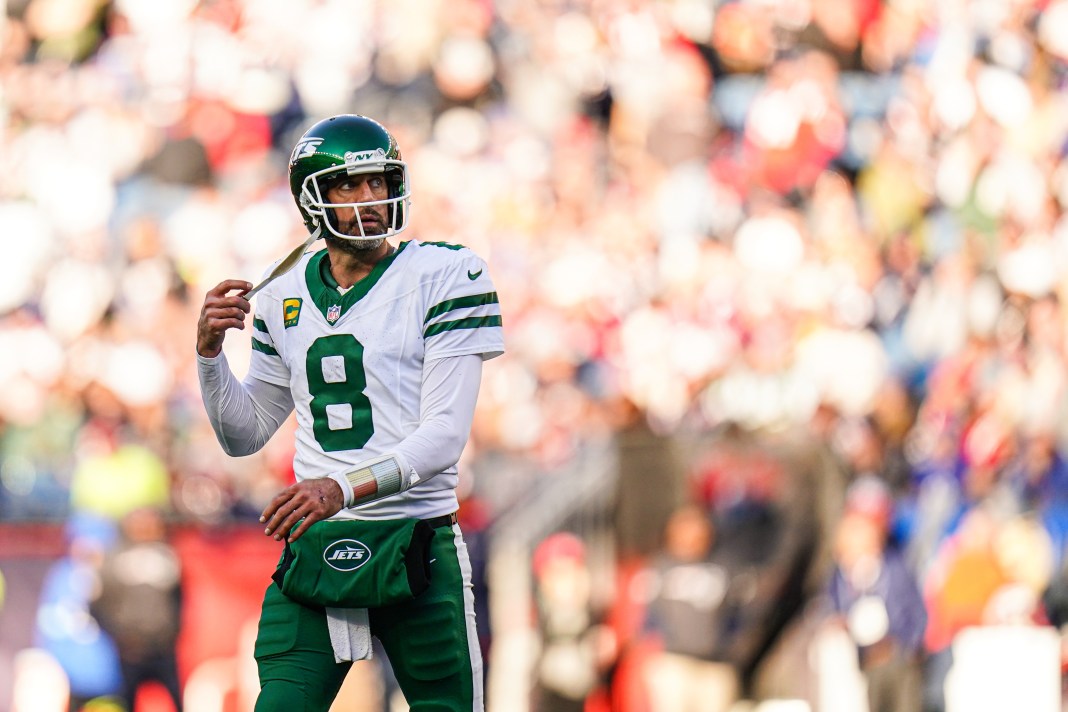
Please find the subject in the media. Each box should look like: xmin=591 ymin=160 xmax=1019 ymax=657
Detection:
xmin=423 ymin=315 xmax=502 ymax=339
xmin=253 ymin=317 xmax=269 ymax=333
xmin=424 ymin=292 xmax=499 ymax=324
xmin=252 ymin=338 xmax=279 ymax=356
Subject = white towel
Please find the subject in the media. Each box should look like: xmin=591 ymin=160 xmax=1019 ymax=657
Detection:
xmin=325 ymin=607 xmax=372 ymax=663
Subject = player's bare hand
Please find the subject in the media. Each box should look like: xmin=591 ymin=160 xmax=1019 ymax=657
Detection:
xmin=197 ymin=280 xmax=253 ymax=358
xmin=260 ymin=478 xmax=345 ymax=543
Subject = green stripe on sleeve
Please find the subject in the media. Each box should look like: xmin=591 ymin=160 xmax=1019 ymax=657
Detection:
xmin=424 ymin=292 xmax=499 ymax=324
xmin=252 ymin=338 xmax=279 ymax=356
xmin=423 ymin=315 xmax=503 ymax=339
xmin=253 ymin=318 xmax=268 ymax=333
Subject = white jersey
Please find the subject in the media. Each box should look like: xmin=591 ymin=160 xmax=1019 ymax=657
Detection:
xmin=247 ymin=239 xmax=504 ymax=519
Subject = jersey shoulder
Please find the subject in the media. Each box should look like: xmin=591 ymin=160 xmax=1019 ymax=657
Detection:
xmin=405 ymin=240 xmax=503 ymax=359
xmin=402 ymin=239 xmax=482 ymax=269
xmin=400 ymin=239 xmax=490 ymax=288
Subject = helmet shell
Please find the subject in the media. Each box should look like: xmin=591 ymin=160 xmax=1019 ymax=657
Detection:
xmin=288 ymin=114 xmax=408 ymax=236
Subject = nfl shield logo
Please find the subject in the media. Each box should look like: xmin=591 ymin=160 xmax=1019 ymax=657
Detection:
xmin=327 ymin=304 xmax=341 ymax=324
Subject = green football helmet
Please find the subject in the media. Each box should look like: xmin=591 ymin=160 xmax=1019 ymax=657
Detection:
xmin=288 ymin=114 xmax=411 ymax=241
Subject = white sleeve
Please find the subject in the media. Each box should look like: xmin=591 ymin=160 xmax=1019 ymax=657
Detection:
xmin=197 ymin=351 xmax=295 ymax=456
xmin=397 ymin=352 xmax=482 ymax=481
xmin=328 ymin=353 xmax=482 ymax=507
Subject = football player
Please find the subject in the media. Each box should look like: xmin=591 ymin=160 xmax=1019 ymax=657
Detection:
xmin=195 ymin=114 xmax=503 ymax=711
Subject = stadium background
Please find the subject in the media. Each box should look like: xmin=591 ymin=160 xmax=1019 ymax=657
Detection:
xmin=2 ymin=0 xmax=1068 ymax=710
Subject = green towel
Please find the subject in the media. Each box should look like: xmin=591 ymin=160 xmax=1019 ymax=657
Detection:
xmin=272 ymin=517 xmax=435 ymax=608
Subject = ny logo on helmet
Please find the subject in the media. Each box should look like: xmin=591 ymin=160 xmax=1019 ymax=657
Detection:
xmin=291 ymin=137 xmax=324 ymax=162
xmin=345 ymin=148 xmax=386 ymax=166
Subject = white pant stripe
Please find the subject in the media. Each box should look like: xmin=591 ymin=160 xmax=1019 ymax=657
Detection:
xmin=452 ymin=524 xmax=485 ymax=712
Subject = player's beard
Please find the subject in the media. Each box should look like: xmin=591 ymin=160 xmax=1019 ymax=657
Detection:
xmin=327 ymin=210 xmax=387 ymax=254
xmin=326 ymin=234 xmax=385 ymax=255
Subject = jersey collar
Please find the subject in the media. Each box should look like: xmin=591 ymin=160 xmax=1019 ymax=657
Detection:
xmin=305 ymin=241 xmax=409 ymax=324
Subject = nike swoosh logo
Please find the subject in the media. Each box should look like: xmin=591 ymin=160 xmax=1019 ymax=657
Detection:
xmin=467 ymin=269 xmax=483 ymax=280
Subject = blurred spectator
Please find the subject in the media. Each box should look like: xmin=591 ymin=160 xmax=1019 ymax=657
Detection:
xmin=920 ymin=504 xmax=1054 ymax=712
xmin=90 ymin=506 xmax=184 ymax=712
xmin=635 ymin=503 xmax=742 ymax=712
xmin=70 ymin=425 xmax=171 ymax=521
xmin=33 ymin=512 xmax=124 ymax=711
xmin=826 ymin=476 xmax=926 ymax=712
xmin=531 ymin=532 xmax=600 ymax=712
xmin=1004 ymin=430 xmax=1068 ymax=568
xmin=688 ymin=426 xmax=822 ymax=698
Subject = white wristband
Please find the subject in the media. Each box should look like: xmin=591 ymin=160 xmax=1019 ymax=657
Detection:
xmin=327 ymin=453 xmax=419 ymax=508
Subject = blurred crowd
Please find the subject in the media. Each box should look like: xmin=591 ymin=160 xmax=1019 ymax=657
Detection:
xmin=4 ymin=0 xmax=1068 ymax=710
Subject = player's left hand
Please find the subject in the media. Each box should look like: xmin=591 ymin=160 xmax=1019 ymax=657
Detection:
xmin=261 ymin=478 xmax=345 ymax=542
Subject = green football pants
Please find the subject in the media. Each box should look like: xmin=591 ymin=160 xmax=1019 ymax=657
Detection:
xmin=253 ymin=522 xmax=484 ymax=712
